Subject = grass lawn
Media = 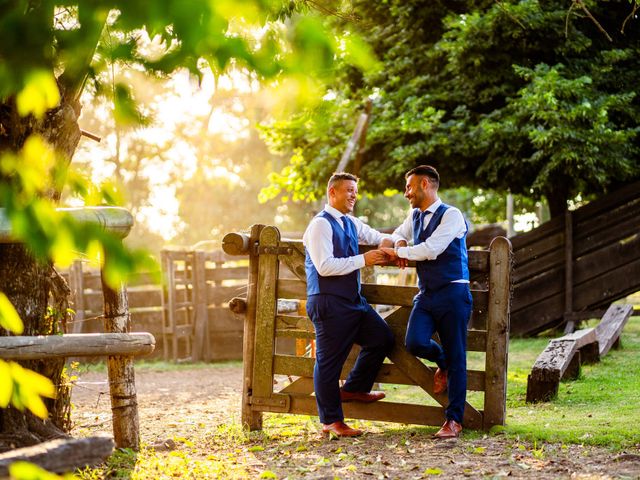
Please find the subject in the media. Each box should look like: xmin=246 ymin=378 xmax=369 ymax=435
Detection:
xmin=72 ymin=310 xmax=639 ymax=479
xmin=501 ymin=313 xmax=640 ymax=448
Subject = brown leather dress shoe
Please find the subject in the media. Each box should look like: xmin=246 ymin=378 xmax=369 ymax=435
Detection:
xmin=433 ymin=368 xmax=448 ymax=395
xmin=433 ymin=419 xmax=462 ymax=439
xmin=340 ymin=389 xmax=386 ymax=403
xmin=322 ymin=421 xmax=363 ymax=437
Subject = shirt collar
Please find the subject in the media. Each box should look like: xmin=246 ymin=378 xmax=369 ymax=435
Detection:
xmin=420 ymin=197 xmax=441 ymax=215
xmin=324 ymin=204 xmax=348 ymax=220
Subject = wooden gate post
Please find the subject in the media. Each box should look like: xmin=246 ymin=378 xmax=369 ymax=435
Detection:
xmin=242 ymin=224 xmax=264 ymax=430
xmin=250 ymin=226 xmax=281 ymax=405
xmin=483 ymin=236 xmax=512 ymax=429
xmin=101 ymin=259 xmax=139 ymax=450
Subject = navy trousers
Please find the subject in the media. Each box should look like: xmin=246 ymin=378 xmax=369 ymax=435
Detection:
xmin=405 ymin=282 xmax=472 ymax=424
xmin=306 ymin=294 xmax=394 ymax=424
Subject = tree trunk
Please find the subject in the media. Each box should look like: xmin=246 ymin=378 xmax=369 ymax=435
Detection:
xmin=0 ymin=95 xmax=82 ymax=451
xmin=544 ymin=179 xmax=570 ymax=219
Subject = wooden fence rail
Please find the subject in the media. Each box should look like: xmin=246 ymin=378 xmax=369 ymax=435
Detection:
xmin=223 ymin=225 xmax=513 ymax=431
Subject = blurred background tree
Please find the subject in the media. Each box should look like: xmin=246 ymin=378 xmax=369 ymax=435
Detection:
xmin=0 ymin=0 xmax=367 ymax=447
xmin=262 ymin=0 xmax=640 ymax=218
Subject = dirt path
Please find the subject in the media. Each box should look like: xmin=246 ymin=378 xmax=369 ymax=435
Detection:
xmin=71 ymin=366 xmax=640 ymax=479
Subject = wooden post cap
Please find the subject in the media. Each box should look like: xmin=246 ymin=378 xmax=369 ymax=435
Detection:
xmin=222 ymin=232 xmax=250 ymax=255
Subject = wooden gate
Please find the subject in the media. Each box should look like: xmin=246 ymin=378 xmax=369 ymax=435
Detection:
xmin=223 ymin=225 xmax=512 ymax=431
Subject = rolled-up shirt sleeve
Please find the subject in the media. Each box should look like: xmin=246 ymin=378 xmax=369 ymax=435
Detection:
xmin=303 ymin=217 xmax=365 ymax=276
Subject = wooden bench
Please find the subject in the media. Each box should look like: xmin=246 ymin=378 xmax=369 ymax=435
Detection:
xmin=526 ymin=304 xmax=634 ymax=402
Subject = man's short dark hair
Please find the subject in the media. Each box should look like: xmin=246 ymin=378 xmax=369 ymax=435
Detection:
xmin=328 ymin=172 xmax=359 ymax=190
xmin=406 ymin=165 xmax=439 ymax=187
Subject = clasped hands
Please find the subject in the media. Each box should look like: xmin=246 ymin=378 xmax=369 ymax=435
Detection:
xmin=363 ymin=240 xmax=409 ymax=268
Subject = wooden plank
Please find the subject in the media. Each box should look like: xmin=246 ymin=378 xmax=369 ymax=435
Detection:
xmin=207 ymin=285 xmax=249 ymax=305
xmin=559 ymin=327 xmax=599 ymax=364
xmin=573 ymin=231 xmax=640 ymax=285
xmin=572 ymin=180 xmax=640 ymax=223
xmin=251 ymin=226 xmax=280 ymax=399
xmin=563 ymin=210 xmax=574 ymax=332
xmin=275 ymin=312 xmax=485 ymax=351
xmin=574 ymin=200 xmax=640 ymax=257
xmin=512 ymin=248 xmax=563 ymax=285
xmin=513 ymin=269 xmax=563 ymax=312
xmin=192 ymin=250 xmax=208 ymax=361
xmin=526 ymin=340 xmax=578 ymax=403
xmin=510 ymin=215 xmax=563 ymax=250
xmin=513 ymin=231 xmax=564 ymax=269
xmin=468 ymin=250 xmax=490 ymax=274
xmin=483 ymin=236 xmax=511 ymax=429
xmin=0 ymin=333 xmax=155 ymax=359
xmin=285 ymin=395 xmax=482 ymax=430
xmin=241 ymin=225 xmax=264 ymax=430
xmin=573 ymin=258 xmax=640 ymax=312
xmin=101 ymin=266 xmax=139 ymax=450
xmin=595 ymin=304 xmax=634 ymax=357
xmin=279 ymin=241 xmax=308 ymax=282
xmin=382 ymin=307 xmax=483 ymax=427
xmin=208 ymin=331 xmax=243 ymax=361
xmin=278 ymin=279 xmax=488 ymax=310
xmin=0 ymin=434 xmax=114 ymax=476
xmin=205 ymin=266 xmax=249 ymax=282
xmin=84 ymin=288 xmax=163 ymax=312
xmin=272 ymin=355 xmax=487 ymax=391
xmin=207 ymin=306 xmax=243 ymax=332
xmin=279 ymin=377 xmax=315 ymax=395
xmin=277 ymin=278 xmax=307 ymax=300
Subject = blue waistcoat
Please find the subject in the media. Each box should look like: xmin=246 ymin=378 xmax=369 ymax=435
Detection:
xmin=305 ymin=211 xmax=360 ymax=300
xmin=414 ymin=204 xmax=469 ymax=292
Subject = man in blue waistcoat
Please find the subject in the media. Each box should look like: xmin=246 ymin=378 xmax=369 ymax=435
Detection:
xmin=304 ymin=172 xmax=395 ymax=437
xmin=382 ymin=165 xmax=472 ymax=439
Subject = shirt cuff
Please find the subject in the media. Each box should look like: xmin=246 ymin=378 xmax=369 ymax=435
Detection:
xmin=354 ymin=254 xmax=366 ymax=269
xmin=396 ymin=246 xmax=409 ymax=259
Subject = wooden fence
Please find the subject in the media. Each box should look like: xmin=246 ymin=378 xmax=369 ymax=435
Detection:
xmin=223 ymin=225 xmax=513 ymax=431
xmin=511 ymin=179 xmax=640 ymax=336
xmin=65 ymin=249 xmax=249 ymax=362
xmin=1 ymin=206 xmax=149 ymax=451
xmin=160 ymin=248 xmax=248 ymax=361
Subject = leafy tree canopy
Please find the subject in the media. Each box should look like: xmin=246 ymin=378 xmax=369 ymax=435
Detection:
xmin=262 ymin=0 xmax=640 ymax=217
xmin=0 ymin=0 xmax=375 ymax=276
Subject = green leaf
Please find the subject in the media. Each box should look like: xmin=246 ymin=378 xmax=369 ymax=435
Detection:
xmin=423 ymin=467 xmax=443 ymax=476
xmin=16 ymin=70 xmax=60 ymax=119
xmin=0 ymin=292 xmax=23 ymax=334
xmin=9 ymin=461 xmax=64 ymax=480
xmin=0 ymin=360 xmax=13 ymax=407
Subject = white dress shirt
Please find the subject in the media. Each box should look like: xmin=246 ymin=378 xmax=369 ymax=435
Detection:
xmin=392 ymin=198 xmax=467 ymax=267
xmin=303 ymin=204 xmax=391 ymax=277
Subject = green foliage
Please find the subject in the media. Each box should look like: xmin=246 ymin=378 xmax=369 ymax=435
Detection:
xmin=262 ymin=0 xmax=640 ymax=216
xmin=9 ymin=461 xmax=75 ymax=480
xmin=0 ymin=293 xmax=56 ymax=419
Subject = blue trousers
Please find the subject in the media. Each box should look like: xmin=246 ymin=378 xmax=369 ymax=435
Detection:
xmin=405 ymin=283 xmax=472 ymax=424
xmin=306 ymin=294 xmax=394 ymax=424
